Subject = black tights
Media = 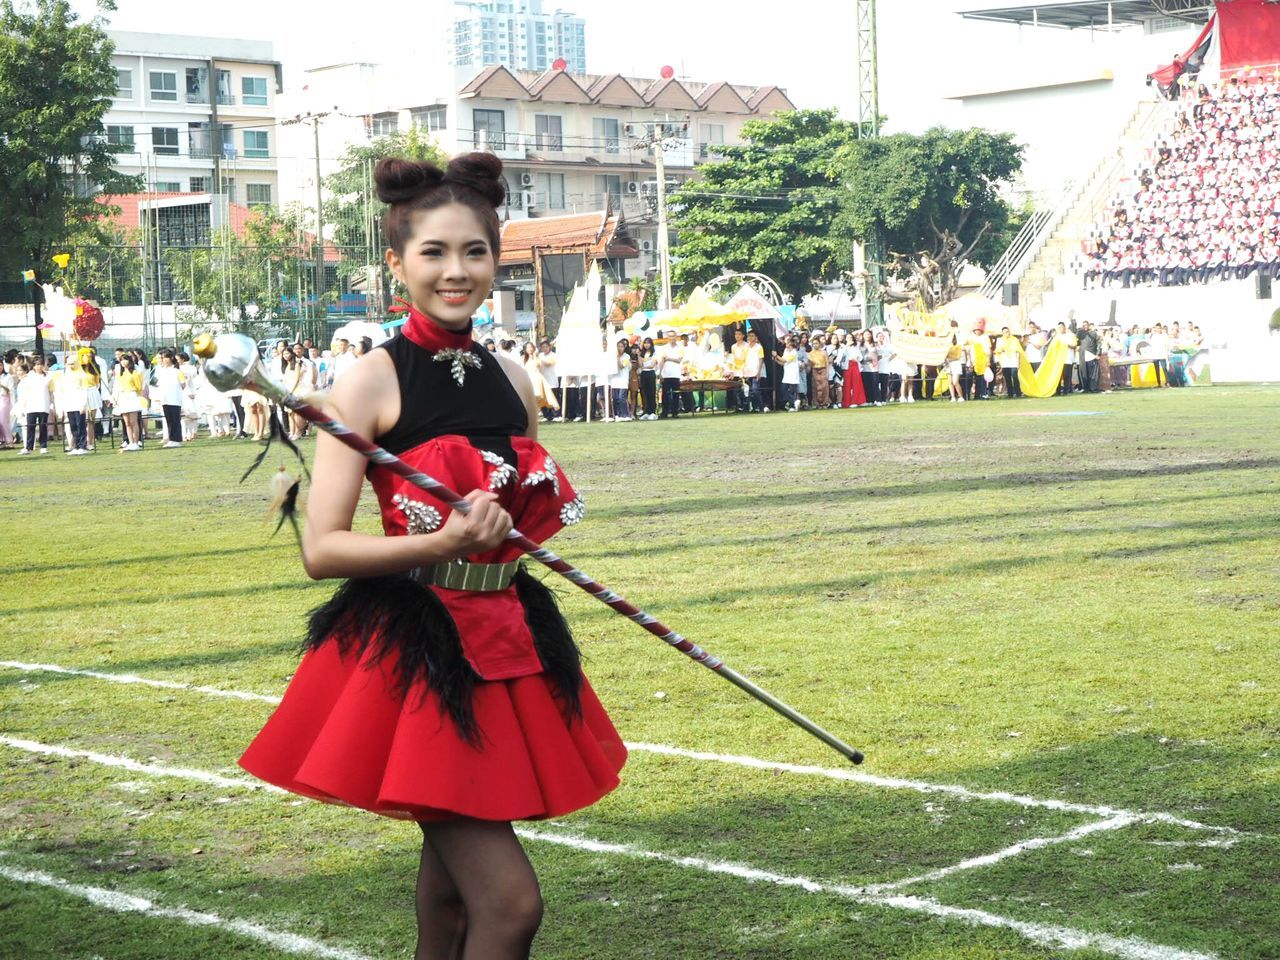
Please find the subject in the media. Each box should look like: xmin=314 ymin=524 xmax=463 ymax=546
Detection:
xmin=415 ymin=819 xmax=542 ymax=960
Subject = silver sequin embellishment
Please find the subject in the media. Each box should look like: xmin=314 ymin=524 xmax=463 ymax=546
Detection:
xmin=559 ymin=494 xmax=585 ymax=526
xmin=433 ymin=348 xmax=483 ymax=387
xmin=522 ymin=455 xmax=560 ymax=497
xmin=393 ymin=493 xmax=442 ymax=534
xmin=482 ymin=449 xmax=518 ymax=491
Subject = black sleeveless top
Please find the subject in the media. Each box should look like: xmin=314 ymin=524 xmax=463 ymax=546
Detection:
xmin=374 ymin=334 xmax=528 ymax=463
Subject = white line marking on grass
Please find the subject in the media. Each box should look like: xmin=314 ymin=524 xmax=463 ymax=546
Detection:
xmin=0 ymin=737 xmax=286 ymax=795
xmin=0 ymin=863 xmax=376 ymax=960
xmin=0 ymin=661 xmax=1239 ymax=834
xmin=517 ymin=828 xmax=1219 ymax=960
xmin=625 ymin=742 xmax=1238 ymax=834
xmin=0 ymin=735 xmax=1220 ymax=960
xmin=0 ymin=661 xmax=281 ymax=703
xmin=860 ymin=815 xmax=1138 ymax=894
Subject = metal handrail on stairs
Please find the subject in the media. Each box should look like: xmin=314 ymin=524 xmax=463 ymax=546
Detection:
xmin=977 ymin=99 xmax=1175 ymax=303
xmin=978 ymin=180 xmax=1076 ymax=300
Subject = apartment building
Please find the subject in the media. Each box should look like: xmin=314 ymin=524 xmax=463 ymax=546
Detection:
xmin=104 ymin=31 xmax=283 ymax=208
xmin=451 ymin=0 xmax=587 ymax=74
xmin=301 ymin=63 xmax=795 ymax=260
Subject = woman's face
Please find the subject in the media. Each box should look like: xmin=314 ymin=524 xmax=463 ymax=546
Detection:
xmin=387 ymin=202 xmax=497 ymax=329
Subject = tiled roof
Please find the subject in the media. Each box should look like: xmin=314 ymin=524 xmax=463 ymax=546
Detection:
xmin=96 ymin=193 xmax=258 ymax=239
xmin=499 ymin=211 xmax=638 ymax=266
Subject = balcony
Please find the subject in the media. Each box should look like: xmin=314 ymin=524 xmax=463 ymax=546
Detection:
xmin=217 ymin=93 xmax=237 ymax=106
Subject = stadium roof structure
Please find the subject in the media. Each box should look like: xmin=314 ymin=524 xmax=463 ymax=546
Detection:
xmin=958 ymin=1 xmax=1212 ymax=30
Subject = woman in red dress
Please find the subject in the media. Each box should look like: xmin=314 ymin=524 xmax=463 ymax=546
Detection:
xmin=239 ymin=153 xmax=626 ymax=959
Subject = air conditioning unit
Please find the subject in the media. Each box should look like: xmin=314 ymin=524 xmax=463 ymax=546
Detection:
xmin=640 ymin=180 xmax=656 ymax=195
xmin=626 ymin=181 xmax=641 ymax=195
xmin=623 ymin=122 xmax=640 ymax=138
xmin=519 ymin=172 xmax=535 ymax=188
xmin=522 ymin=190 xmax=536 ymax=209
xmin=640 ymin=240 xmax=653 ymax=252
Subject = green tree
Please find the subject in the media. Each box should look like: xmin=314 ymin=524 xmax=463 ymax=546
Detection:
xmin=323 ymin=125 xmax=450 ymax=265
xmin=0 ymin=0 xmax=140 ymax=352
xmin=163 ymin=205 xmax=312 ymax=337
xmin=65 ymin=221 xmax=143 ymax=307
xmin=669 ymin=109 xmax=860 ymax=303
xmin=833 ymin=126 xmax=1025 ymax=311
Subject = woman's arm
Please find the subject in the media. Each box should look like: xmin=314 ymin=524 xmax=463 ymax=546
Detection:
xmin=496 ymin=352 xmax=541 ymax=442
xmin=300 ymin=352 xmax=512 ymax=580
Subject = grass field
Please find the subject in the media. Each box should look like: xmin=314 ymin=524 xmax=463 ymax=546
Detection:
xmin=1 ymin=384 xmax=1278 ymax=960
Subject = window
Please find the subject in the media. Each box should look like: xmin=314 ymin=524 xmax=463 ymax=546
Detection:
xmin=371 ymin=112 xmax=399 ymax=136
xmin=534 ymin=114 xmax=562 ymax=152
xmin=189 ymin=176 xmax=210 ymax=193
xmin=149 ymin=70 xmax=177 ymax=102
xmin=153 ymin=181 xmax=181 ymax=192
xmin=410 ymin=105 xmax=447 ymax=131
xmin=473 ymin=109 xmax=506 ymax=150
xmin=185 ymin=67 xmax=208 ymax=103
xmin=216 ymin=70 xmax=233 ymax=105
xmin=115 ymin=69 xmax=132 ymax=98
xmin=106 ymin=125 xmax=134 ymax=149
xmin=221 ymin=177 xmax=236 ymax=201
xmin=242 ymin=76 xmax=268 ymax=106
xmin=243 ymin=130 xmax=269 ymax=158
xmin=699 ymin=123 xmax=726 ymax=160
xmin=593 ymin=117 xmax=620 ymax=154
xmin=535 ymin=172 xmax=565 ymax=210
xmin=188 ymin=121 xmax=212 ymax=158
xmin=595 ymin=174 xmax=622 ymax=206
xmin=151 ymin=127 xmax=179 ymax=155
xmin=246 ymin=183 xmax=272 ymax=208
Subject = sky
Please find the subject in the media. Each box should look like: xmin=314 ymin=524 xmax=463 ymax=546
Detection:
xmin=70 ymin=0 xmax=1059 ymax=133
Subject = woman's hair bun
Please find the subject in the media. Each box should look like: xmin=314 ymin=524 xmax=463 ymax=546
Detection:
xmin=445 ymin=152 xmax=507 ymax=209
xmin=374 ymin=157 xmax=446 ymax=204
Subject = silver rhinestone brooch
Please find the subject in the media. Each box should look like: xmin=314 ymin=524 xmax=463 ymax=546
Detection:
xmin=482 ymin=449 xmax=518 ymax=491
xmin=393 ymin=493 xmax=442 ymax=535
xmin=522 ymin=455 xmax=560 ymax=497
xmin=559 ymin=494 xmax=585 ymax=526
xmin=433 ymin=348 xmax=483 ymax=387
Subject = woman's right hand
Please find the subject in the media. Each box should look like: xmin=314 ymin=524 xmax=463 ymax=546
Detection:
xmin=437 ymin=490 xmax=514 ymax=559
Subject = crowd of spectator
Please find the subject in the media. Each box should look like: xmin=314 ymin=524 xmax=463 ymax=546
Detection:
xmin=1083 ymin=74 xmax=1280 ymax=288
xmin=1 ymin=317 xmax=1197 ymax=454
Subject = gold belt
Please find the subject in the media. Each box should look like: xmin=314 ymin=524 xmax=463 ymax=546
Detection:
xmin=410 ymin=559 xmax=522 ymax=592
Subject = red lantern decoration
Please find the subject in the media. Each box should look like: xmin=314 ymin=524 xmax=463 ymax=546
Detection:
xmin=552 ymin=57 xmax=567 ymax=71
xmin=72 ymin=299 xmax=105 ymax=341
xmin=660 ymin=65 xmax=675 ymax=79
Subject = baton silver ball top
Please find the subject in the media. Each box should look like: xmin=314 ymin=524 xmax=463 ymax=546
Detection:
xmin=197 ymin=332 xmax=265 ymax=393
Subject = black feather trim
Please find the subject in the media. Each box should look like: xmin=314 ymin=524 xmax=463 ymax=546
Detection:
xmin=514 ymin=567 xmax=583 ymax=719
xmin=242 ymin=407 xmax=310 ymax=484
xmin=272 ymin=480 xmax=302 ymax=543
xmin=303 ymin=576 xmax=482 ymax=745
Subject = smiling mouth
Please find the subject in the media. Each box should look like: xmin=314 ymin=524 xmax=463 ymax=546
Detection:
xmin=436 ymin=290 xmax=471 ymax=304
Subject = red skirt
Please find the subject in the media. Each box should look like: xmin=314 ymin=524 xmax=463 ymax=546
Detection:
xmin=240 ymin=640 xmax=627 ymax=822
xmin=842 ymin=363 xmax=867 ymax=407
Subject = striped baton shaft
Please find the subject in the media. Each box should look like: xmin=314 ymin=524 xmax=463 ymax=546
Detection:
xmin=247 ymin=373 xmax=862 ymax=765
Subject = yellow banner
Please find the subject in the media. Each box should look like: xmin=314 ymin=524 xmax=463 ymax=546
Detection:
xmin=1016 ymin=337 xmax=1070 ymax=399
xmin=892 ymin=331 xmax=954 ymax=367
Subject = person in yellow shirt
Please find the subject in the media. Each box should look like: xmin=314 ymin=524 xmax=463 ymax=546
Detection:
xmin=808 ymin=334 xmax=830 ymax=408
xmin=112 ymin=356 xmax=145 ymax=450
xmin=728 ymin=328 xmax=749 ymax=413
xmin=944 ymin=321 xmax=965 ymax=403
xmin=995 ymin=327 xmax=1022 ymax=398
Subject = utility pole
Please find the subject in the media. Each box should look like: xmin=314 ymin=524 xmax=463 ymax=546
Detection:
xmin=625 ymin=116 xmax=688 ymax=310
xmin=283 ymin=109 xmax=334 ymax=341
xmin=855 ymin=0 xmax=884 ymax=328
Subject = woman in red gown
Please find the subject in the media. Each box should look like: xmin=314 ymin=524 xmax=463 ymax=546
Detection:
xmin=239 ymin=153 xmax=626 ymax=959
